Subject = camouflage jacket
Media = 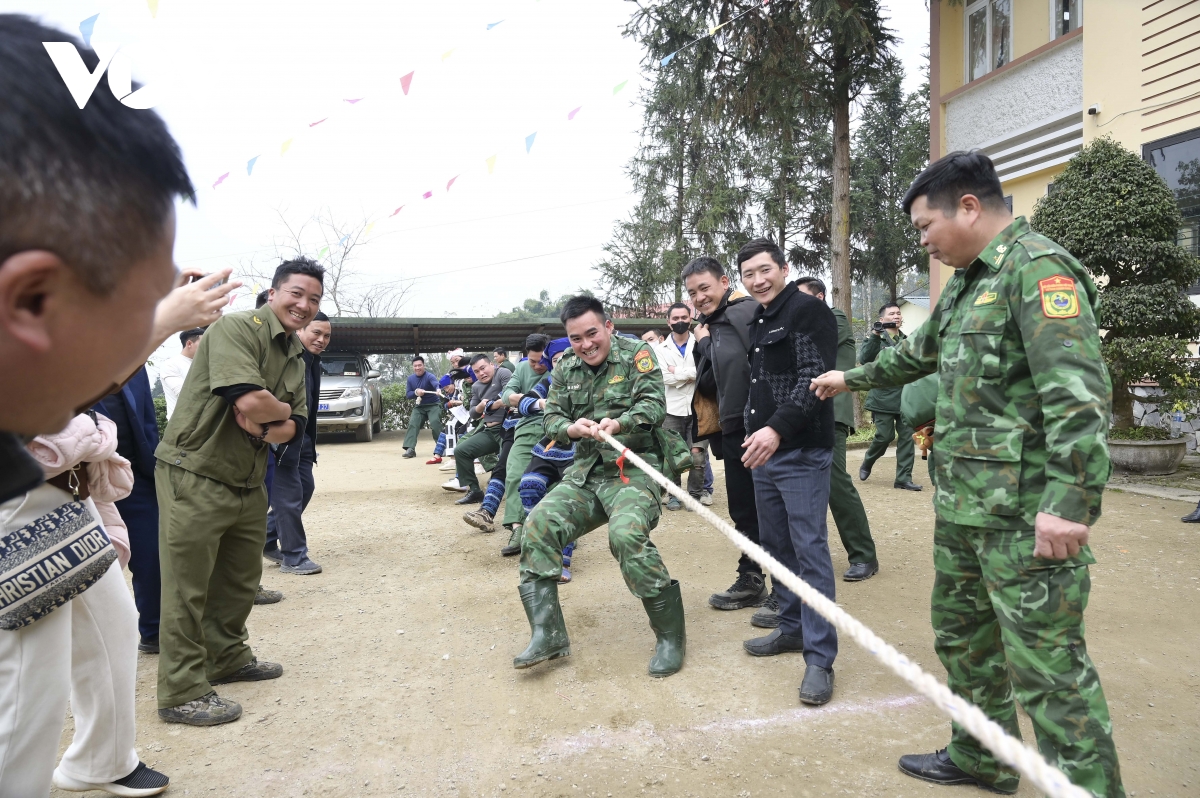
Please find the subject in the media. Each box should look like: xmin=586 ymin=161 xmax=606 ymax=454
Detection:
xmin=843 ymin=217 xmax=1112 ymax=530
xmin=544 ymin=335 xmax=667 ymax=487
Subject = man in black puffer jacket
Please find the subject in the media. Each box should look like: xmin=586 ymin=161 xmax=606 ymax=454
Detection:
xmin=684 ymin=257 xmax=774 ymax=618
xmin=736 ymin=239 xmax=840 ymax=708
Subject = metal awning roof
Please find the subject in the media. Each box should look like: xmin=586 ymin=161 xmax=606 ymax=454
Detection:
xmin=326 ymin=317 xmax=668 ymax=355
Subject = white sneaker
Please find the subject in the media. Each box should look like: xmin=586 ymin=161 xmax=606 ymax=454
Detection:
xmin=439 ymin=459 xmax=456 ymax=472
xmin=441 ymin=477 xmax=468 ymax=492
xmin=54 ymin=762 xmax=170 ymax=796
xmin=700 ymin=491 xmax=714 ymax=507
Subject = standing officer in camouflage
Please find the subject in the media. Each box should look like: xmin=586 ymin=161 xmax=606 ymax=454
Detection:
xmin=858 ymin=302 xmax=921 ymax=491
xmin=796 ymin=277 xmax=878 ymax=582
xmin=155 ymin=258 xmax=322 ymax=727
xmin=515 ymin=296 xmax=686 ymax=678
xmin=811 ymin=151 xmax=1123 ymax=797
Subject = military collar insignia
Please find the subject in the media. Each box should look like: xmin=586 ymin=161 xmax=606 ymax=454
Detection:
xmin=608 ymin=374 xmax=625 ymax=384
xmin=1038 ymin=275 xmax=1080 ymax=319
xmin=974 ymin=291 xmax=999 ymax=306
xmin=253 ymin=315 xmax=263 ymax=325
xmin=979 ymin=217 xmax=1030 ymax=272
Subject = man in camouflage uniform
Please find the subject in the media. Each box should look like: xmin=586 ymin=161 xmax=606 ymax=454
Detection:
xmin=514 ymin=296 xmax=685 ymax=678
xmin=812 ymin=151 xmax=1122 ymax=797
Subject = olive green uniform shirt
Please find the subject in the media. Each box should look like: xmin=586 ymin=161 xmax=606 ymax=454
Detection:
xmin=858 ymin=329 xmax=907 ymax=413
xmin=502 ymin=360 xmax=549 ymax=430
xmin=544 ymin=335 xmax=667 ymax=486
xmin=155 ymin=307 xmax=308 ymax=489
xmin=844 ymin=217 xmax=1112 ymax=531
xmin=831 ymin=308 xmax=855 ymax=429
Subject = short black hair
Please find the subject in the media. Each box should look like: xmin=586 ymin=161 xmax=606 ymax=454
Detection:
xmin=559 ymin=295 xmax=606 ymax=325
xmin=272 ymin=257 xmax=325 ymax=289
xmin=878 ymin=302 xmax=900 ymax=318
xmin=311 ymin=311 xmax=329 ymax=323
xmin=524 ymin=333 xmax=550 ymax=353
xmin=796 ymin=275 xmax=827 ymax=296
xmin=667 ymin=302 xmax=691 ymax=318
xmin=469 ymin=352 xmax=491 ymax=366
xmin=0 ymin=15 xmax=195 ymax=295
xmin=412 ymin=355 xmax=424 ymax=365
xmin=736 ymin=238 xmax=786 ymax=272
xmin=492 ymin=347 xmax=508 ymax=357
xmin=255 ymin=290 xmax=269 ymax=308
xmin=681 ymin=256 xmax=725 ymax=282
xmin=179 ymin=328 xmax=205 ymax=348
xmin=901 ymin=150 xmax=1008 ymax=215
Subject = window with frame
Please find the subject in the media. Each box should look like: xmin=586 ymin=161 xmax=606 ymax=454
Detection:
xmin=965 ymin=0 xmax=1012 ymax=83
xmin=1144 ymin=128 xmax=1200 ymax=293
xmin=1054 ymin=0 xmax=1082 ymax=39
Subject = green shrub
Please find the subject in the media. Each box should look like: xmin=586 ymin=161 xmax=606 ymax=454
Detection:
xmin=1108 ymin=425 xmax=1174 ymax=441
xmin=1031 ymin=137 xmax=1200 ymax=429
xmin=378 ymin=384 xmax=447 ymax=431
xmin=153 ymin=396 xmax=167 ymax=439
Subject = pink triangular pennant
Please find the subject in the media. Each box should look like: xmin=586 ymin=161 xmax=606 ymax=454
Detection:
xmin=344 ymin=98 xmax=363 ymax=104
xmin=309 ymin=118 xmax=328 ymax=127
xmin=212 ymin=172 xmax=229 ymax=189
xmin=389 ymin=205 xmax=405 ymax=217
xmin=400 ymin=72 xmax=414 ymax=95
xmin=422 ymin=190 xmax=433 ymax=199
xmin=446 ymin=175 xmax=459 ymax=191
xmin=567 ymin=106 xmax=582 ymax=121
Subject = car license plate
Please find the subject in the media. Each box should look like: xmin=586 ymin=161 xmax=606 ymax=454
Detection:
xmin=319 ymin=403 xmax=330 ymax=411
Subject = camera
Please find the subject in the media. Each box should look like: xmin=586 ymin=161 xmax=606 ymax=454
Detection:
xmin=872 ymin=321 xmax=899 ymax=332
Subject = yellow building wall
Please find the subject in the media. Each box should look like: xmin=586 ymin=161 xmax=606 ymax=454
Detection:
xmin=1012 ymin=0 xmax=1050 ymax=60
xmin=1084 ymin=0 xmax=1200 ymax=153
xmin=939 ymin=2 xmax=964 ymax=98
xmin=938 ymin=0 xmax=1053 ymax=100
xmin=1004 ymin=164 xmax=1068 ymax=218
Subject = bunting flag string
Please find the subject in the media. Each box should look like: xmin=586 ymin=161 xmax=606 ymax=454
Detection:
xmin=656 ymin=0 xmax=769 ymax=70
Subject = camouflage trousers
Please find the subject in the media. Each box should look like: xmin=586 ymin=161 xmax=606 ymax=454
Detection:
xmin=933 ymin=520 xmax=1123 ymax=797
xmin=520 ymin=471 xmax=669 ymax=598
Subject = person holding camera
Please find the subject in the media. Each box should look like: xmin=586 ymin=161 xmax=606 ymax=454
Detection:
xmin=857 ymin=303 xmax=921 ymax=491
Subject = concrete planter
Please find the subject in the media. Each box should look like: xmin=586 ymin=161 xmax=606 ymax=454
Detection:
xmin=1109 ymin=439 xmax=1188 ymax=476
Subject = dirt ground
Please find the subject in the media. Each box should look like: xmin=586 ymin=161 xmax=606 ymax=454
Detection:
xmin=55 ymin=430 xmax=1198 ymax=797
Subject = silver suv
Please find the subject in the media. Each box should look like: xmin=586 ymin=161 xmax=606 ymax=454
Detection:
xmin=316 ymin=352 xmax=383 ymax=442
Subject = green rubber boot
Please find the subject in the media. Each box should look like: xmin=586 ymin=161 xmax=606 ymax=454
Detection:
xmin=513 ymin=579 xmax=571 ymax=669
xmin=642 ymin=580 xmax=686 ymax=677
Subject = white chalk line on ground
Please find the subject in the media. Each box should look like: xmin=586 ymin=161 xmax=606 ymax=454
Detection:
xmin=597 ymin=431 xmax=1092 ymax=798
xmin=543 ymin=695 xmax=923 ymax=757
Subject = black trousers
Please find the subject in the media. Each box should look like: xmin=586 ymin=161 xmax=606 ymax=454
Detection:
xmin=115 ymin=472 xmax=161 ymax=640
xmin=714 ymin=429 xmax=763 ymax=576
xmin=265 ymin=436 xmax=316 ymax=567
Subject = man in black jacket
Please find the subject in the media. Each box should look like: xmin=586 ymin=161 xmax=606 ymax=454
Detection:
xmin=685 ymin=257 xmax=773 ymax=617
xmin=263 ymin=312 xmax=330 ymax=575
xmin=737 ymin=239 xmax=839 ymax=707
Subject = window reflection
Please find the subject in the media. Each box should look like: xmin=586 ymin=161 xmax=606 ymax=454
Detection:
xmin=1145 ymin=129 xmax=1200 ymax=292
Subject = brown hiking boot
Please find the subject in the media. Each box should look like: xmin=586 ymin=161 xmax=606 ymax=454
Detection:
xmin=463 ymin=508 xmax=495 ymax=533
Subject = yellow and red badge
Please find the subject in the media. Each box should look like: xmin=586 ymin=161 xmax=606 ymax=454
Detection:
xmin=1038 ymin=275 xmax=1079 ymax=319
xmin=634 ymin=349 xmax=654 ymax=373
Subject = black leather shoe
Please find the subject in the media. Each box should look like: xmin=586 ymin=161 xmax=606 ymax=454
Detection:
xmin=843 ymin=561 xmax=879 ymax=582
xmin=858 ymin=466 xmax=871 ymax=481
xmin=1183 ymin=501 xmax=1200 ymax=522
xmin=455 ymin=490 xmax=484 ymax=505
xmin=798 ymin=664 xmax=834 ymax=705
xmin=138 ymin=635 xmax=159 ymax=654
xmin=897 ymin=749 xmax=1017 ymax=794
xmin=743 ymin=628 xmax=804 ymax=657
xmin=894 ymin=481 xmax=923 ymax=491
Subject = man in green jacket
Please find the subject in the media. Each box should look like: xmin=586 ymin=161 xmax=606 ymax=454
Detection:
xmin=858 ymin=303 xmax=921 ymax=491
xmin=796 ymin=277 xmax=878 ymax=582
xmin=811 ymin=151 xmax=1122 ymax=797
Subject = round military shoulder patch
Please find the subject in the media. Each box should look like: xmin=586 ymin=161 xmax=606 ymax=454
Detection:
xmin=634 ymin=349 xmax=654 ymax=373
xmin=1038 ymin=275 xmax=1079 ymax=319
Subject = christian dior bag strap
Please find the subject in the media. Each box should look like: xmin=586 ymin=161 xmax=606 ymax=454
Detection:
xmin=0 ymin=499 xmax=117 ymax=630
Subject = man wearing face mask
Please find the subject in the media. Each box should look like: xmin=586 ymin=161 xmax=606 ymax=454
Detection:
xmin=656 ymin=303 xmax=709 ymax=509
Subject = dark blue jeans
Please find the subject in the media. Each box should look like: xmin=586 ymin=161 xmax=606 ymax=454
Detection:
xmin=751 ymin=446 xmax=838 ymax=670
xmin=265 ymin=436 xmax=316 ymax=567
xmin=116 ymin=473 xmax=160 ymax=640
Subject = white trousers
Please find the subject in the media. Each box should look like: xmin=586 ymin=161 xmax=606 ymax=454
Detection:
xmin=0 ymin=484 xmax=140 ymax=796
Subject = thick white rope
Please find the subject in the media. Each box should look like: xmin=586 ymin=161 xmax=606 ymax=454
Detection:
xmin=599 ymin=431 xmax=1092 ymax=798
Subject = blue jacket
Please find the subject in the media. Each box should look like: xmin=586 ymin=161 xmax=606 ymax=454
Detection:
xmin=94 ymin=367 xmax=159 ymax=480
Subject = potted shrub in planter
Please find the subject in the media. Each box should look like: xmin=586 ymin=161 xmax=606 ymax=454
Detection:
xmin=1031 ymin=137 xmax=1200 ymax=475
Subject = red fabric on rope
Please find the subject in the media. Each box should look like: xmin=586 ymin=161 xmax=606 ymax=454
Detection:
xmin=615 ymin=448 xmax=631 ymax=484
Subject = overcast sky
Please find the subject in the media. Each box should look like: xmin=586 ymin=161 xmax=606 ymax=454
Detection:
xmin=21 ymin=0 xmax=928 ymax=335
